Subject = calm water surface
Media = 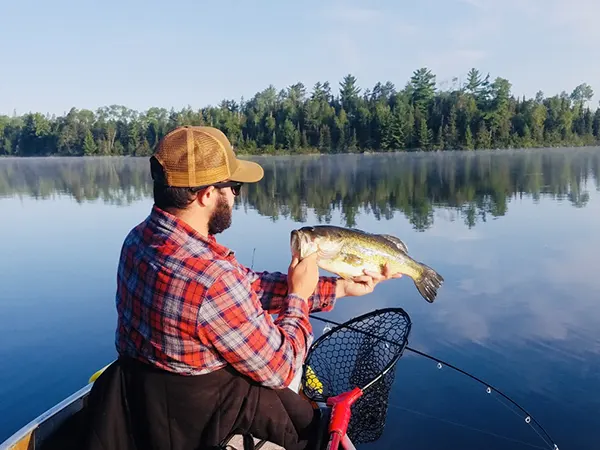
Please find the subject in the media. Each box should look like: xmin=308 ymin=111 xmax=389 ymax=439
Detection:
xmin=1 ymin=149 xmax=600 ymax=449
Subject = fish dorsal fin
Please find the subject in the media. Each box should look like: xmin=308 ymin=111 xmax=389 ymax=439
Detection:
xmin=379 ymin=234 xmax=408 ymax=253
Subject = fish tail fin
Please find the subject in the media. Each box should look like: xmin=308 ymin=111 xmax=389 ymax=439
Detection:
xmin=413 ymin=265 xmax=444 ymax=303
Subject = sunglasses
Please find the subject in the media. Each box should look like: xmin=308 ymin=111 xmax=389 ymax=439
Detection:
xmin=213 ymin=181 xmax=243 ymax=196
xmin=190 ymin=181 xmax=243 ymax=196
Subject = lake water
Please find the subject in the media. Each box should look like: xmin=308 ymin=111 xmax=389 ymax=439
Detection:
xmin=1 ymin=149 xmax=600 ymax=449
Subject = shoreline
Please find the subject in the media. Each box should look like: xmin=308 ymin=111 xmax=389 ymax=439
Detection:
xmin=2 ymin=143 xmax=600 ymax=159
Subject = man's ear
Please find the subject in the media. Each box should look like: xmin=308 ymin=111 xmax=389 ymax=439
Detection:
xmin=196 ymin=186 xmax=215 ymax=207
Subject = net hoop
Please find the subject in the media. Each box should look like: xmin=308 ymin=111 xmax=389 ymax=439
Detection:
xmin=300 ymin=307 xmax=412 ymax=444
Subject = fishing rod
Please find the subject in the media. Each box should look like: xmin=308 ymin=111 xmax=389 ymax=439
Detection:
xmin=308 ymin=313 xmax=559 ymax=450
xmin=247 ymin=247 xmax=556 ymax=446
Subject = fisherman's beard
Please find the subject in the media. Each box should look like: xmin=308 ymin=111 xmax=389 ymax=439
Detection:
xmin=208 ymin=193 xmax=232 ymax=235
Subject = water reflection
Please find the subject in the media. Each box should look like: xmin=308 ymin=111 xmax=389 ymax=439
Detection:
xmin=1 ymin=147 xmax=598 ymax=230
xmin=2 ymin=149 xmax=600 ymax=449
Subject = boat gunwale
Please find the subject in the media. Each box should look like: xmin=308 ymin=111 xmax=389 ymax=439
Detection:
xmin=0 ymin=383 xmax=92 ymax=450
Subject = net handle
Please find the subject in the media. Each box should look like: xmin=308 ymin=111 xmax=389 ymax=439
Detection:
xmin=325 ymin=387 xmax=363 ymax=450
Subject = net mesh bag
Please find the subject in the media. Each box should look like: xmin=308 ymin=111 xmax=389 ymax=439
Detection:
xmin=301 ymin=308 xmax=411 ymax=444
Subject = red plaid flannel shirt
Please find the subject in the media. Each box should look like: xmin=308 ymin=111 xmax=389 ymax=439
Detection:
xmin=115 ymin=205 xmax=338 ymax=389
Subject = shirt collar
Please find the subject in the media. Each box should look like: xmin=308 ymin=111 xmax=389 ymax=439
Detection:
xmin=149 ymin=205 xmax=233 ymax=258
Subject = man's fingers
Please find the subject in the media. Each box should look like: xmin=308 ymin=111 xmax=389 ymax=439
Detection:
xmin=382 ymin=264 xmax=391 ymax=277
xmin=363 ymin=269 xmax=385 ymax=281
xmin=301 ymin=252 xmax=319 ymax=265
xmin=352 ymin=275 xmax=373 ymax=283
xmin=296 ymin=251 xmax=319 ymax=269
xmin=383 ymin=263 xmax=404 ymax=279
xmin=362 ymin=266 xmax=403 ymax=282
xmin=305 ymin=251 xmax=319 ymax=260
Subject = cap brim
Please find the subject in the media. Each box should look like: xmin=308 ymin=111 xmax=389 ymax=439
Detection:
xmin=229 ymin=159 xmax=264 ymax=183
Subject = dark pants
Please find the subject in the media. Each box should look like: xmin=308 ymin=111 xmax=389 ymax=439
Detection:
xmin=80 ymin=356 xmax=322 ymax=450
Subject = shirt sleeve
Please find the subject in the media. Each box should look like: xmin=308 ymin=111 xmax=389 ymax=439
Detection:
xmin=198 ymin=268 xmax=314 ymax=389
xmin=241 ymin=266 xmax=339 ymax=314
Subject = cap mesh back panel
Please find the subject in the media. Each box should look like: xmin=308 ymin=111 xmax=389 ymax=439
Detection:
xmin=157 ymin=129 xmax=230 ymax=186
xmin=193 ymin=132 xmax=226 ymax=172
xmin=159 ymin=130 xmax=190 ymax=173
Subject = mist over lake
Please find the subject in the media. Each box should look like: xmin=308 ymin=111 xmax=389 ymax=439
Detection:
xmin=1 ymin=148 xmax=600 ymax=449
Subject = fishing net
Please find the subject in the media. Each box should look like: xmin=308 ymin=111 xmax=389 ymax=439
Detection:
xmin=301 ymin=308 xmax=412 ymax=444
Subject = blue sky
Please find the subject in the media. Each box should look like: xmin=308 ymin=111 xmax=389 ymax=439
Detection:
xmin=1 ymin=0 xmax=598 ymax=116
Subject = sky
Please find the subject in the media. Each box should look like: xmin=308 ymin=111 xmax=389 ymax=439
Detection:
xmin=1 ymin=0 xmax=599 ymax=116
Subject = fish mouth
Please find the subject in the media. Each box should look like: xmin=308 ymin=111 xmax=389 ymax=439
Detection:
xmin=290 ymin=228 xmax=317 ymax=259
xmin=290 ymin=230 xmax=301 ymax=259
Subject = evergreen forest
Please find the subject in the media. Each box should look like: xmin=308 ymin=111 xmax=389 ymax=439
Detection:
xmin=1 ymin=68 xmax=598 ymax=157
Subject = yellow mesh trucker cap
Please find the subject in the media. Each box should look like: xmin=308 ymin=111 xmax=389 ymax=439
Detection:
xmin=151 ymin=125 xmax=264 ymax=187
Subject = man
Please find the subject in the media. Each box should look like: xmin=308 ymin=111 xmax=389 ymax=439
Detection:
xmin=83 ymin=125 xmax=400 ymax=450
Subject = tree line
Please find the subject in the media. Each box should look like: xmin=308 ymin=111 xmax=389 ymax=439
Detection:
xmin=2 ymin=149 xmax=597 ymax=230
xmin=1 ymin=68 xmax=599 ymax=157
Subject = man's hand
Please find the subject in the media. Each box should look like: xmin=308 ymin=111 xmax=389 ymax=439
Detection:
xmin=336 ymin=263 xmax=403 ymax=298
xmin=287 ymin=252 xmax=320 ymax=300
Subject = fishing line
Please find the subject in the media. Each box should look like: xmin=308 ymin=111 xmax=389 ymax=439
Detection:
xmin=308 ymin=314 xmax=559 ymax=450
xmin=386 ymin=402 xmax=549 ymax=450
xmin=491 ymin=394 xmax=554 ymax=449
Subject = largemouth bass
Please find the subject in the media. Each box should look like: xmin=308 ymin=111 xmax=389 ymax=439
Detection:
xmin=290 ymin=225 xmax=444 ymax=303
